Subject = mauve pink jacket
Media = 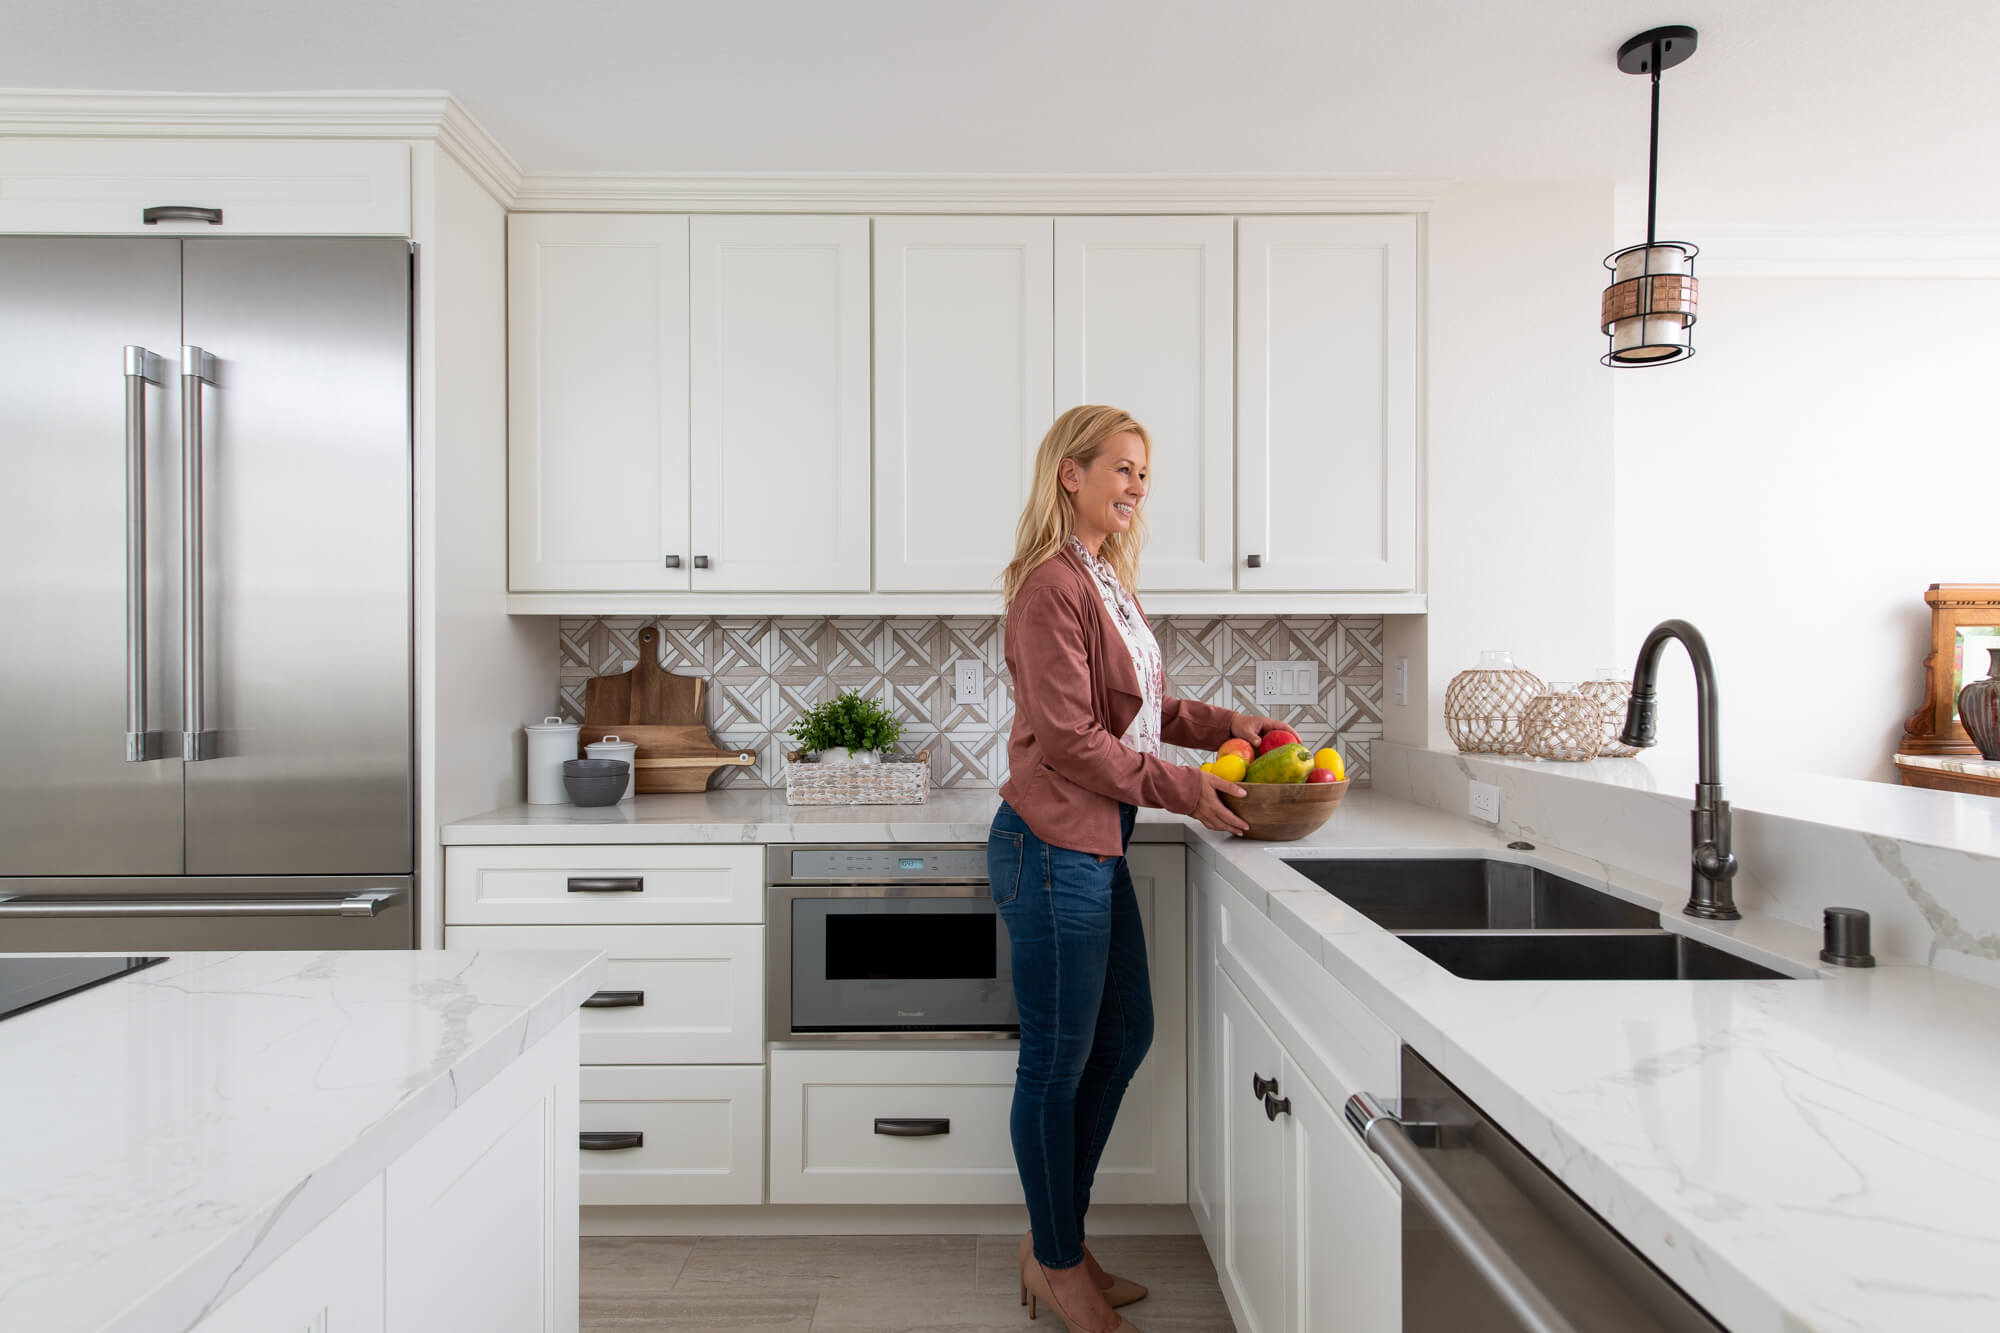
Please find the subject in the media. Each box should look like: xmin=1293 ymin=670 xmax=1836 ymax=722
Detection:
xmin=998 ymin=548 xmax=1238 ymax=857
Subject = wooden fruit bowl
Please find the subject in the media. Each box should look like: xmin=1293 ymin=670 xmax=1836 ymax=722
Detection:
xmin=1220 ymin=779 xmax=1350 ymax=842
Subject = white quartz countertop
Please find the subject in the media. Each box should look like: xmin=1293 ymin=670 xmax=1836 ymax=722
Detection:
xmin=0 ymin=948 xmax=607 ymax=1333
xmin=447 ymin=788 xmax=2000 ymax=1332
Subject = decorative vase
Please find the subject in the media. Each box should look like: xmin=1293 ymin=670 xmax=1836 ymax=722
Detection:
xmin=811 ymin=747 xmax=876 ymax=765
xmin=1578 ymin=671 xmax=1641 ymax=758
xmin=1523 ymin=684 xmax=1605 ymax=763
xmin=1959 ymin=648 xmax=2000 ymax=760
xmin=1444 ymin=651 xmax=1546 ymax=754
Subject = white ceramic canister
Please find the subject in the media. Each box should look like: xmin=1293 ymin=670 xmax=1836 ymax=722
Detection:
xmin=585 ymin=734 xmax=639 ymax=801
xmin=525 ymin=716 xmax=582 ymax=804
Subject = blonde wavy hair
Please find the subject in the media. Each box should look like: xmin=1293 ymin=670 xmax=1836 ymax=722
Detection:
xmin=1001 ymin=405 xmax=1151 ymax=605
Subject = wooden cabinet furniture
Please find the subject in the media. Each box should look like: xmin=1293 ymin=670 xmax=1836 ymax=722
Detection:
xmin=192 ymin=1017 xmax=580 ymax=1333
xmin=0 ymin=138 xmax=411 ymax=236
xmin=444 ymin=843 xmax=767 ymax=1207
xmin=690 ymin=215 xmax=872 ymax=591
xmin=873 ymin=216 xmax=1055 ymax=592
xmin=1895 ymin=754 xmax=2000 ymax=797
xmin=1055 ymin=216 xmax=1236 ymax=592
xmin=507 ymin=214 xmax=692 ymax=592
xmin=507 ymin=210 xmax=1425 ymax=609
xmin=1237 ymin=215 xmax=1418 ymax=593
xmin=1191 ymin=854 xmax=1402 ymax=1333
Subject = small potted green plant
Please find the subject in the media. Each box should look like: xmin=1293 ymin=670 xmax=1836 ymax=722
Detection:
xmin=787 ymin=690 xmax=904 ymax=764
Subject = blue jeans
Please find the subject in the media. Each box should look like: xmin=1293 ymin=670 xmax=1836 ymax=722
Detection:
xmin=987 ymin=800 xmax=1154 ymax=1271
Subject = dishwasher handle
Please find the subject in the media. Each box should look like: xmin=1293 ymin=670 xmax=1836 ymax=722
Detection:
xmin=1344 ymin=1091 xmax=1583 ymax=1333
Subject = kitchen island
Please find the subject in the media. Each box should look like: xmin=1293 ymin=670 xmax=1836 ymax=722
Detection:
xmin=0 ymin=948 xmax=606 ymax=1333
xmin=444 ymin=785 xmax=2000 ymax=1332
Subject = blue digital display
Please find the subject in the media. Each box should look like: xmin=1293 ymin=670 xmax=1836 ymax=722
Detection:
xmin=898 ymin=857 xmax=926 ymax=871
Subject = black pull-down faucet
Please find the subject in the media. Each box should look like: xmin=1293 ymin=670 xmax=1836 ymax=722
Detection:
xmin=1618 ymin=619 xmax=1741 ymax=920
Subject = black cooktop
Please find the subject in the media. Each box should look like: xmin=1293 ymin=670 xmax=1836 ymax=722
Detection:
xmin=0 ymin=955 xmax=166 ymax=1023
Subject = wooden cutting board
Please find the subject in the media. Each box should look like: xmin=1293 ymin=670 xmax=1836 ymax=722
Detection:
xmin=579 ymin=626 xmax=754 ymax=793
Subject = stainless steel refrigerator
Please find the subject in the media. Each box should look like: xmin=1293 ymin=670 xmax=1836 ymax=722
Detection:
xmin=0 ymin=236 xmax=415 ymax=950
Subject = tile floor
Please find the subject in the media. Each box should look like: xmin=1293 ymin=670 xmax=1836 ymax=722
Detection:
xmin=581 ymin=1233 xmax=1235 ymax=1332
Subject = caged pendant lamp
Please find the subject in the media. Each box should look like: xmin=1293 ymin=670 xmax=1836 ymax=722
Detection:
xmin=1602 ymin=25 xmax=1701 ymax=367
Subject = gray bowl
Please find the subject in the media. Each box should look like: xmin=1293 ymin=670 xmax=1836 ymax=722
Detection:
xmin=562 ymin=758 xmax=629 ymax=807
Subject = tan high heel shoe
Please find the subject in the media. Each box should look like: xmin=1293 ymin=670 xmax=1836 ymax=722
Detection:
xmin=1016 ymin=1233 xmax=1147 ymax=1309
xmin=1017 ymin=1245 xmax=1145 ymax=1332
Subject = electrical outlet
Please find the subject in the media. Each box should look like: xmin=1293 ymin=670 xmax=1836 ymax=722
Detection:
xmin=954 ymin=659 xmax=983 ymax=705
xmin=1393 ymin=657 xmax=1409 ymax=707
xmin=1468 ymin=780 xmax=1501 ymax=824
xmin=1256 ymin=660 xmax=1319 ymax=706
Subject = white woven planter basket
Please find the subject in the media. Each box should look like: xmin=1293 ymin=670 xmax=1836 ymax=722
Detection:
xmin=783 ymin=750 xmax=931 ymax=806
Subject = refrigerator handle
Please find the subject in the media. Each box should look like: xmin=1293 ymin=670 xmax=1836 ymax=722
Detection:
xmin=180 ymin=346 xmax=219 ymax=762
xmin=123 ymin=347 xmax=168 ymax=762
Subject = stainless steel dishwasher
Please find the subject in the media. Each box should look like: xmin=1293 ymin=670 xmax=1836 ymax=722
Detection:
xmin=1345 ymin=1049 xmax=1725 ymax=1333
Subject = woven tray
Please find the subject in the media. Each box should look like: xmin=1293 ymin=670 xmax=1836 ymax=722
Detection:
xmin=783 ymin=750 xmax=931 ymax=806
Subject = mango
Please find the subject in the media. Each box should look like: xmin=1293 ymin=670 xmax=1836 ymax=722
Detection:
xmin=1244 ymin=743 xmax=1312 ymax=784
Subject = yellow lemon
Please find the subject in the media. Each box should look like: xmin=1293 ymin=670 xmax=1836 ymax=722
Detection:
xmin=1213 ymin=753 xmax=1248 ymax=783
xmin=1313 ymin=747 xmax=1346 ymax=781
xmin=1200 ymin=761 xmax=1218 ymax=775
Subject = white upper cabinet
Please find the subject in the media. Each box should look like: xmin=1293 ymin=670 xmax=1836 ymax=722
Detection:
xmin=690 ymin=216 xmax=871 ymax=591
xmin=0 ymin=138 xmax=411 ymax=236
xmin=1237 ymin=215 xmax=1418 ymax=592
xmin=1056 ymin=217 xmax=1235 ymax=593
xmin=509 ymin=214 xmax=691 ymax=592
xmin=874 ymin=217 xmax=1054 ymax=592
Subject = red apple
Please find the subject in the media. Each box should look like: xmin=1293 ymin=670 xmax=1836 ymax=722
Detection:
xmin=1306 ymin=767 xmax=1339 ymax=784
xmin=1217 ymin=738 xmax=1255 ymax=765
xmin=1257 ymin=728 xmax=1300 ymax=756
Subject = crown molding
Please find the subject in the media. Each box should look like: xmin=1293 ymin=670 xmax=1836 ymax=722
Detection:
xmin=0 ymin=90 xmax=1441 ymax=215
xmin=507 ymin=171 xmax=1450 ymax=214
xmin=0 ymin=89 xmax=524 ymax=205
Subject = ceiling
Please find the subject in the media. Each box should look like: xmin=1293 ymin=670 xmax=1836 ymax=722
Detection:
xmin=6 ymin=0 xmax=1997 ymax=222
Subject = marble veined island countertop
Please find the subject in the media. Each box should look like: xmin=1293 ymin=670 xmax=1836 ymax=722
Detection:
xmin=447 ymin=787 xmax=2000 ymax=1332
xmin=0 ymin=948 xmax=606 ymax=1333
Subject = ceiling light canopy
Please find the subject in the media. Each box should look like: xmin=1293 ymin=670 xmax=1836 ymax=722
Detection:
xmin=1602 ymin=25 xmax=1700 ymax=368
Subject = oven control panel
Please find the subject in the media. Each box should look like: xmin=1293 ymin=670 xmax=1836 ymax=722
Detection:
xmin=780 ymin=846 xmax=988 ymax=882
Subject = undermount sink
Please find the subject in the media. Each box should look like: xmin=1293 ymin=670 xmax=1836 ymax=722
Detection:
xmin=1398 ymin=930 xmax=1799 ymax=982
xmin=1279 ymin=857 xmax=1659 ymax=931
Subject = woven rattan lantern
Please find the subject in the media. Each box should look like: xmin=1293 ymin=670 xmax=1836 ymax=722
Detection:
xmin=1578 ymin=671 xmax=1642 ymax=757
xmin=1444 ymin=651 xmax=1546 ymax=754
xmin=1601 ymin=26 xmax=1701 ymax=367
xmin=1523 ymin=684 xmax=1606 ymax=763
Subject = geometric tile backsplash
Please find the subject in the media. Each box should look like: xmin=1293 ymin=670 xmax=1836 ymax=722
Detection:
xmin=558 ymin=615 xmax=1383 ymax=790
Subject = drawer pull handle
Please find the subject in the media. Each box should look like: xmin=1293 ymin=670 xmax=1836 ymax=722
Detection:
xmin=873 ymin=1118 xmax=951 ymax=1138
xmin=582 ymin=989 xmax=645 ymax=1009
xmin=567 ymin=876 xmax=643 ymax=893
xmin=1264 ymin=1092 xmax=1292 ymax=1122
xmin=1252 ymin=1072 xmax=1280 ymax=1102
xmin=580 ymin=1131 xmax=644 ymax=1151
xmin=143 ymin=205 xmax=224 ymax=225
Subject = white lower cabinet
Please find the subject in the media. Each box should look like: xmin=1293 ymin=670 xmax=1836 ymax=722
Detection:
xmin=192 ymin=1015 xmax=581 ymax=1333
xmin=581 ymin=1065 xmax=765 ymax=1205
xmin=190 ymin=1177 xmax=386 ymax=1333
xmin=1193 ymin=857 xmax=1400 ymax=1333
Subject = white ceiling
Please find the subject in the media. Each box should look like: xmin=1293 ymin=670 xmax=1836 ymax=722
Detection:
xmin=7 ymin=0 xmax=1998 ymax=222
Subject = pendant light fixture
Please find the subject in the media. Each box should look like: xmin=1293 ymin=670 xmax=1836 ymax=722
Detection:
xmin=1602 ymin=25 xmax=1700 ymax=366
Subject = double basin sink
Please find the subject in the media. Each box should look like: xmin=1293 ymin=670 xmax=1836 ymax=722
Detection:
xmin=1277 ymin=856 xmax=1798 ymax=982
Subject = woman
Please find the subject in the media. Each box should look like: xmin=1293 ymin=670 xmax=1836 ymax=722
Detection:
xmin=990 ymin=405 xmax=1284 ymax=1332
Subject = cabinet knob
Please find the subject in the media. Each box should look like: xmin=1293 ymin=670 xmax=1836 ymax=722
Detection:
xmin=1251 ymin=1072 xmax=1279 ymax=1102
xmin=664 ymin=554 xmax=682 ymax=569
xmin=693 ymin=555 xmax=710 ymax=570
xmin=1263 ymin=1093 xmax=1292 ymax=1122
xmin=1246 ymin=554 xmax=1263 ymax=569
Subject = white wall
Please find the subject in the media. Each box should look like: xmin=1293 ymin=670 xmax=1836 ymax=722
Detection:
xmin=1386 ymin=182 xmax=1620 ymax=747
xmin=1614 ymin=275 xmax=2000 ymax=783
xmin=421 ymin=148 xmax=557 ymax=944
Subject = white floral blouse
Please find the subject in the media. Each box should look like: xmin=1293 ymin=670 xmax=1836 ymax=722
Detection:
xmin=1070 ymin=537 xmax=1164 ymax=756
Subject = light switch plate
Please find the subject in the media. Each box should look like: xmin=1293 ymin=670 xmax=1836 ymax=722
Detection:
xmin=954 ymin=659 xmax=984 ymax=705
xmin=1256 ymin=660 xmax=1318 ymax=706
xmin=1468 ymin=780 xmax=1500 ymax=824
xmin=1393 ymin=657 xmax=1409 ymax=707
